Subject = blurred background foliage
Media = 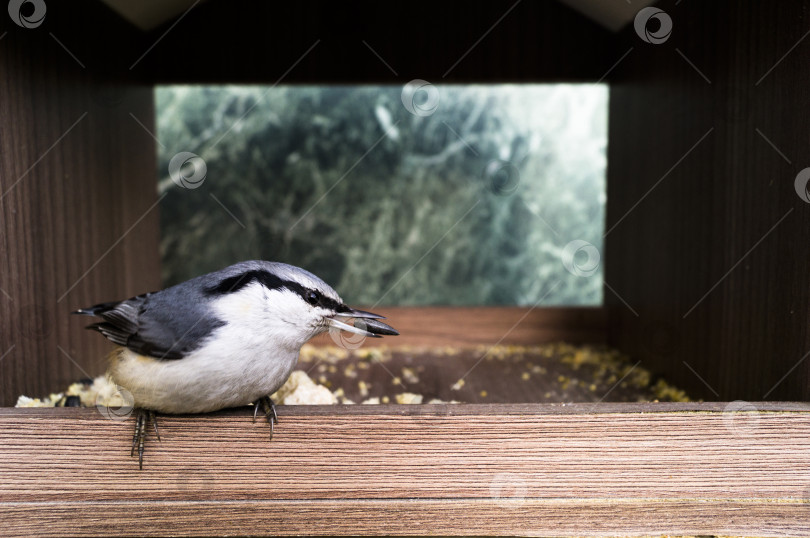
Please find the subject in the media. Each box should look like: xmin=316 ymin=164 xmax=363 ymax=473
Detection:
xmin=155 ymin=84 xmax=607 ymax=306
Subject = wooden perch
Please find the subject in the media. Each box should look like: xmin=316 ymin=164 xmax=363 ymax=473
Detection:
xmin=2 ymin=403 xmax=809 ymax=537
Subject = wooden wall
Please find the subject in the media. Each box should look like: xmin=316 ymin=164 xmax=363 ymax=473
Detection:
xmin=0 ymin=2 xmax=160 ymax=406
xmin=606 ymin=0 xmax=810 ymax=401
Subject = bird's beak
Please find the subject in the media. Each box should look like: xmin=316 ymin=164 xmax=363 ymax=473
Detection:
xmin=334 ymin=308 xmax=385 ymax=319
xmin=330 ymin=308 xmax=399 ymax=338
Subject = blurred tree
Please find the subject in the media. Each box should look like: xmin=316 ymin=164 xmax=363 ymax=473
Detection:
xmin=156 ymin=84 xmax=606 ymax=306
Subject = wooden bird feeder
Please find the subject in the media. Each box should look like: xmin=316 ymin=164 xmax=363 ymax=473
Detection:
xmin=1 ymin=0 xmax=809 ymax=536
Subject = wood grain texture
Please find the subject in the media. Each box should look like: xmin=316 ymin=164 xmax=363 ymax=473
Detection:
xmin=3 ymin=500 xmax=809 ymax=538
xmin=308 ymin=306 xmax=607 ymax=348
xmin=0 ymin=1 xmax=160 ymax=406
xmin=605 ymin=0 xmax=810 ymax=401
xmin=1 ymin=404 xmax=809 ymax=536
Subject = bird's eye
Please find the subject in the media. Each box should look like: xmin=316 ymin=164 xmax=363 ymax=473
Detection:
xmin=306 ymin=291 xmax=320 ymax=306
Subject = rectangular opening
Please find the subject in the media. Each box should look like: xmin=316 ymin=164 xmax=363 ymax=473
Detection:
xmin=156 ymin=84 xmax=608 ymax=307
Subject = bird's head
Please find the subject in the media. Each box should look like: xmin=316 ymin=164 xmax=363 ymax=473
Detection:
xmin=205 ymin=261 xmax=398 ymax=349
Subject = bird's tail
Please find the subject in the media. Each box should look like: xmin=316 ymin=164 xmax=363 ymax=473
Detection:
xmin=72 ymin=301 xmax=121 ymax=316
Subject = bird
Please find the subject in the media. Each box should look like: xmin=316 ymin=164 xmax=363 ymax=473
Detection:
xmin=73 ymin=260 xmax=399 ymax=468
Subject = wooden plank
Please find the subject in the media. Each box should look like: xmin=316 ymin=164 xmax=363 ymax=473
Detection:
xmin=605 ymin=0 xmax=810 ymax=401
xmin=307 ymin=306 xmax=607 ymax=348
xmin=3 ymin=500 xmax=809 ymax=538
xmin=1 ymin=404 xmax=808 ymax=536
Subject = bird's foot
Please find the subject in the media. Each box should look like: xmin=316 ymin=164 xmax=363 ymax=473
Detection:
xmin=130 ymin=408 xmax=160 ymax=470
xmin=252 ymin=396 xmax=278 ymax=439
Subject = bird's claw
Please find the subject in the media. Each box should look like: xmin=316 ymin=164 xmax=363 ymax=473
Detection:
xmin=253 ymin=396 xmax=278 ymax=439
xmin=131 ymin=409 xmax=159 ymax=470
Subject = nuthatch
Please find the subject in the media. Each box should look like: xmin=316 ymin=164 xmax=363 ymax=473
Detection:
xmin=74 ymin=260 xmax=398 ymax=468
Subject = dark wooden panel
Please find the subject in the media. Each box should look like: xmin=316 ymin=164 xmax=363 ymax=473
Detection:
xmin=605 ymin=0 xmax=810 ymax=401
xmin=135 ymin=0 xmax=617 ymax=83
xmin=1 ymin=405 xmax=809 ymax=536
xmin=0 ymin=2 xmax=161 ymax=405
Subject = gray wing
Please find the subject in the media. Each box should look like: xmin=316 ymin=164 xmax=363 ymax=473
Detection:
xmin=74 ymin=285 xmax=225 ymax=360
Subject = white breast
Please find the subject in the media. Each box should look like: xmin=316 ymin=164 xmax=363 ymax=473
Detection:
xmin=108 ymin=282 xmax=310 ymax=414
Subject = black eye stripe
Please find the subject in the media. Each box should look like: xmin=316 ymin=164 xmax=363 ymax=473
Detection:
xmin=306 ymin=291 xmax=342 ymax=311
xmin=205 ymin=269 xmax=343 ymax=310
xmin=280 ymin=281 xmax=338 ymax=309
xmin=205 ymin=270 xmax=285 ymax=295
